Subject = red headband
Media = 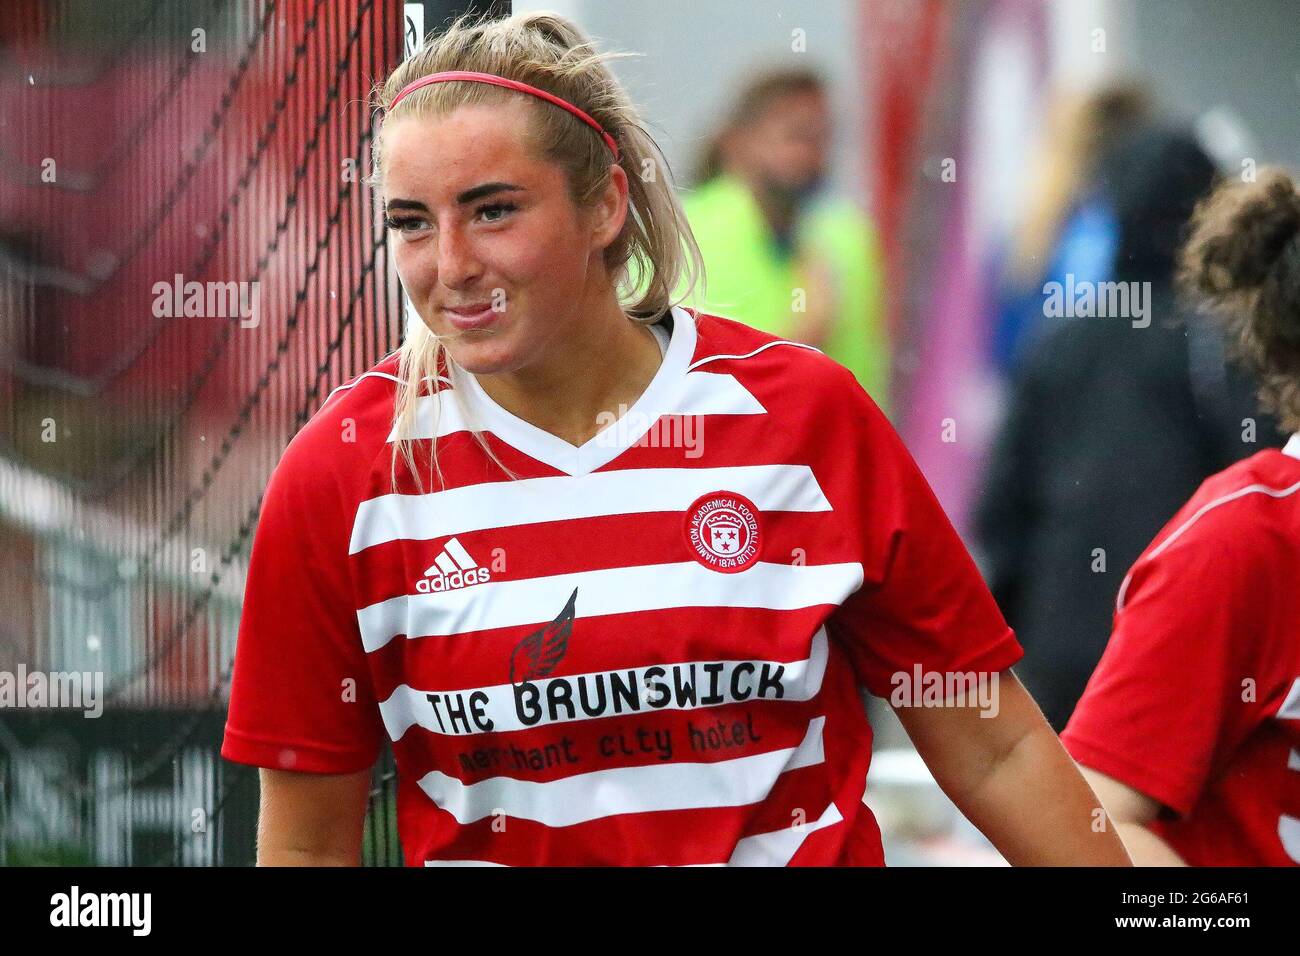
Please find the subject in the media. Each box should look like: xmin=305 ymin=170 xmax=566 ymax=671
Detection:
xmin=387 ymin=70 xmax=620 ymax=161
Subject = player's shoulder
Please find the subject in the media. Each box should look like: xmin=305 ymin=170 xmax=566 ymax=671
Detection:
xmin=688 ymin=307 xmax=870 ymax=414
xmin=314 ymin=350 xmax=406 ymax=423
xmin=1182 ymin=447 xmax=1300 ymax=530
xmin=1118 ymin=447 xmax=1300 ymax=625
xmin=276 ymin=351 xmax=407 ymax=483
xmin=1142 ymin=446 xmax=1300 ymax=570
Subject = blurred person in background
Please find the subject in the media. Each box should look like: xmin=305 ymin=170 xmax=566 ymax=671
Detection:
xmin=1062 ymin=167 xmax=1300 ymax=866
xmin=974 ymin=123 xmax=1285 ymax=733
xmin=679 ymin=68 xmax=890 ymax=409
xmin=989 ymin=82 xmax=1152 ymax=377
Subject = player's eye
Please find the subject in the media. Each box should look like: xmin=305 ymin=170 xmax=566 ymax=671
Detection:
xmin=476 ymin=202 xmax=517 ymax=224
xmin=384 ymin=216 xmax=430 ymax=236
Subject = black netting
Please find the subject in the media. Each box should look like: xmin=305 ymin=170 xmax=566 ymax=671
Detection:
xmin=0 ymin=0 xmax=506 ymax=867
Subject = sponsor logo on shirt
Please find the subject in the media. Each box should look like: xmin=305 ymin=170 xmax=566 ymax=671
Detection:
xmin=510 ymin=587 xmax=577 ymax=685
xmin=420 ymin=586 xmax=793 ymax=736
xmin=684 ymin=490 xmax=762 ymax=572
xmin=416 ymin=537 xmax=491 ymax=593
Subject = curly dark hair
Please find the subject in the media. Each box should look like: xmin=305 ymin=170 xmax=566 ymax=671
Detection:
xmin=1178 ymin=166 xmax=1300 ymax=432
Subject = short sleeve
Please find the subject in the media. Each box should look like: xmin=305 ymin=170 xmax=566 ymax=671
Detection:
xmin=826 ymin=371 xmax=1023 ymax=698
xmin=221 ymin=421 xmax=386 ymax=774
xmin=1060 ymin=505 xmax=1274 ymax=817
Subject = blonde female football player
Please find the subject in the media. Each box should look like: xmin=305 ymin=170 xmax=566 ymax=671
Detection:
xmin=222 ymin=11 xmax=1130 ymax=867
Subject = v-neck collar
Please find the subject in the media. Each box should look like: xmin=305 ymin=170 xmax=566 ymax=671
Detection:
xmin=451 ymin=305 xmax=696 ymax=477
xmin=1284 ymin=433 xmax=1300 ymax=461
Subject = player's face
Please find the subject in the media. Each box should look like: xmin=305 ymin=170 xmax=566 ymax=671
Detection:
xmin=381 ymin=100 xmax=616 ymax=375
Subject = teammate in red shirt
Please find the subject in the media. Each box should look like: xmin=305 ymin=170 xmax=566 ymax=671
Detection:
xmin=1062 ymin=167 xmax=1300 ymax=865
xmin=221 ymin=11 xmax=1129 ymax=866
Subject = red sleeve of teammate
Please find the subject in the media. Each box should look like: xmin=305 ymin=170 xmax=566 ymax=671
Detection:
xmin=826 ymin=370 xmax=1024 ymax=698
xmin=221 ymin=418 xmax=386 ymax=774
xmin=1060 ymin=503 xmax=1276 ymax=817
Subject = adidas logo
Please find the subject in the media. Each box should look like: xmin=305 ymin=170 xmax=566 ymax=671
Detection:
xmin=415 ymin=537 xmax=491 ymax=594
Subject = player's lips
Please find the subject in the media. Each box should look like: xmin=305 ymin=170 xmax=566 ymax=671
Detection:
xmin=442 ymin=302 xmax=497 ymax=331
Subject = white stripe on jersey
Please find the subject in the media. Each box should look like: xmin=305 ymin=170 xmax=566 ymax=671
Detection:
xmin=350 ymin=462 xmax=831 ymax=554
xmin=727 ymin=799 xmax=844 ymax=866
xmin=423 ymin=859 xmax=507 ymax=867
xmin=1282 ymin=815 xmax=1300 ymax=864
xmin=688 ymin=338 xmax=823 ymax=371
xmin=389 ymin=369 xmax=766 ymax=443
xmin=421 ymin=799 xmax=844 ymax=867
xmin=1280 ymin=678 xmax=1300 ymax=720
xmin=385 ymin=386 xmax=478 ymax=442
xmin=414 ymin=715 xmax=826 ymax=827
xmin=675 ymin=370 xmax=767 ymax=415
xmin=357 ymin=560 xmax=864 ymax=652
xmin=377 ymin=626 xmax=831 ymax=740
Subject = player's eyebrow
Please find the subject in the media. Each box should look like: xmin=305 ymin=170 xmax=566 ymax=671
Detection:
xmin=384 ymin=182 xmax=526 ymax=214
xmin=455 ymin=181 xmax=526 ymax=204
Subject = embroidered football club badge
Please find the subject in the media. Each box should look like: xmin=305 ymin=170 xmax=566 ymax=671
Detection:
xmin=684 ymin=490 xmax=762 ymax=573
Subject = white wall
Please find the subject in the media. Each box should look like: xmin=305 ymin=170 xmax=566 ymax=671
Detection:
xmin=1129 ymin=0 xmax=1299 ymax=167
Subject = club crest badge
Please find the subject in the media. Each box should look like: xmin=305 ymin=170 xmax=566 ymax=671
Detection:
xmin=684 ymin=490 xmax=762 ymax=573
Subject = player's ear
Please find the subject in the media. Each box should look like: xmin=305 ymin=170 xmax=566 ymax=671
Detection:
xmin=587 ymin=163 xmax=629 ymax=254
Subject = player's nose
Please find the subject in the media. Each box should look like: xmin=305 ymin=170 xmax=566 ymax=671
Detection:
xmin=435 ymin=225 xmax=484 ymax=288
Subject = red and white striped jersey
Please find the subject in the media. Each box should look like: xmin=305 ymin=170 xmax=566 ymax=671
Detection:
xmin=1062 ymin=435 xmax=1300 ymax=866
xmin=221 ymin=306 xmax=1022 ymax=866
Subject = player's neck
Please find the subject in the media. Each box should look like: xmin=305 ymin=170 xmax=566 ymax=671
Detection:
xmin=471 ymin=293 xmax=664 ymax=448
